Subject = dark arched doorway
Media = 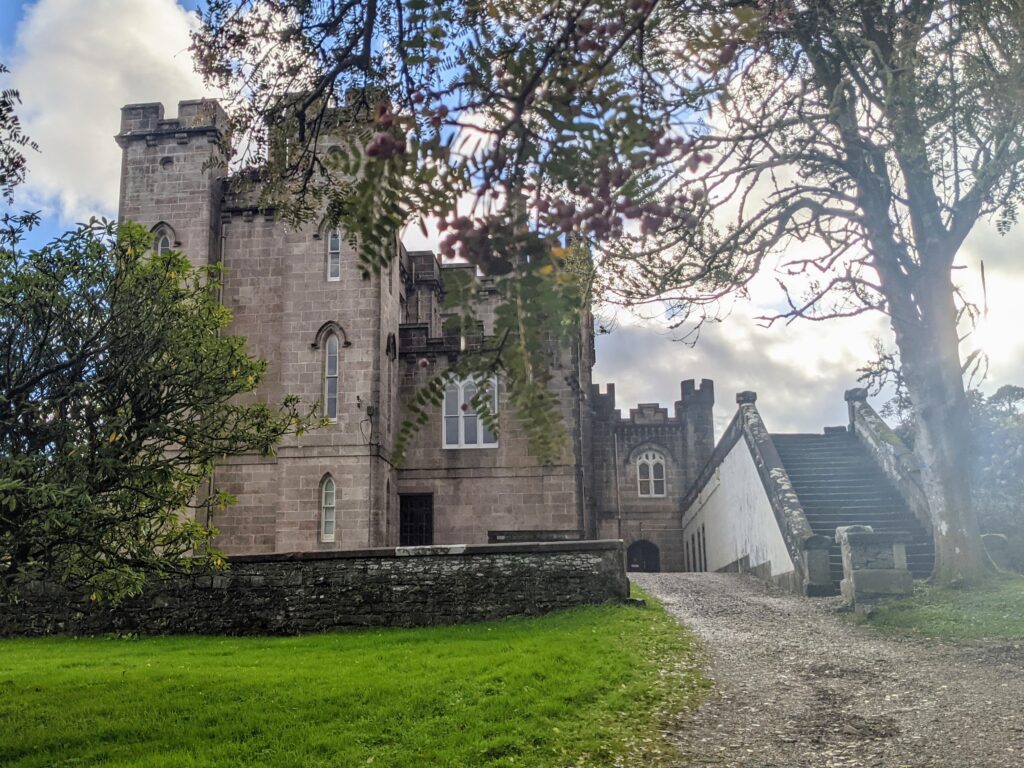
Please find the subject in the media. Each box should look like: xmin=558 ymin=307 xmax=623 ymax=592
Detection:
xmin=626 ymin=540 xmax=661 ymax=572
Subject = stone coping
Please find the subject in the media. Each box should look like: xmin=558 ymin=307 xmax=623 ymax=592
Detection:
xmin=838 ymin=531 xmax=914 ymax=546
xmin=227 ymin=539 xmax=625 ymax=564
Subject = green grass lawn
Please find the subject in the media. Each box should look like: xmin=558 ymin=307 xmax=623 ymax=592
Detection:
xmin=0 ymin=598 xmax=707 ymax=767
xmin=864 ymin=574 xmax=1024 ymax=641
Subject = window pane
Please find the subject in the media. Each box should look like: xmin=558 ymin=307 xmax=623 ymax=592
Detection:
xmin=653 ymin=462 xmax=664 ymax=480
xmin=463 ymin=414 xmax=478 ymax=445
xmin=482 ymin=420 xmax=496 ymax=445
xmin=444 ymin=383 xmax=459 ymax=416
xmin=326 ymin=336 xmax=339 ymax=375
xmin=329 ymin=232 xmax=340 ymax=251
xmin=322 ymin=478 xmax=335 ymax=506
xmin=158 ymin=235 xmax=171 ymax=254
xmin=654 ymin=479 xmax=665 ymax=496
xmin=462 ymin=382 xmax=478 ymax=411
xmin=323 ymin=508 xmax=335 ymax=537
xmin=639 ymin=479 xmax=651 ymax=496
xmin=326 ymin=377 xmax=338 ymax=418
xmin=329 ymin=252 xmax=340 ymax=279
xmin=638 ymin=463 xmax=650 ymax=480
xmin=445 ymin=415 xmax=459 ymax=446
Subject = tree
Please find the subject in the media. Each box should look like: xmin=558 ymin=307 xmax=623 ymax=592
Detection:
xmin=191 ymin=0 xmax=733 ymax=462
xmin=607 ymin=0 xmax=1024 ymax=584
xmin=192 ymin=0 xmax=1024 ymax=583
xmin=0 ymin=62 xmax=37 ymax=205
xmin=0 ymin=221 xmax=317 ymax=598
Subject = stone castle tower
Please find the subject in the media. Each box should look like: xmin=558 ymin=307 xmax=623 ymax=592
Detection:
xmin=115 ymin=99 xmax=715 ymax=571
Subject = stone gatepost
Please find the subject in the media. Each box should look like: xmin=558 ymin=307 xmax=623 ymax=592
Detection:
xmin=835 ymin=525 xmax=913 ymax=615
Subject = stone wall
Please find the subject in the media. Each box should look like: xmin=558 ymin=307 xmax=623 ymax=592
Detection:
xmin=0 ymin=541 xmax=628 ymax=637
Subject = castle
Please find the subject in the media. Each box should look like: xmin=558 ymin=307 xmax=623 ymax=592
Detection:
xmin=115 ymin=99 xmax=716 ymax=573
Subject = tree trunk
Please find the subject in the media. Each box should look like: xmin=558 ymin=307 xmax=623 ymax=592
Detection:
xmin=891 ymin=274 xmax=994 ymax=585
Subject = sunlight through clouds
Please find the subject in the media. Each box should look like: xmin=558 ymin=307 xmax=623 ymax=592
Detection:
xmin=8 ymin=0 xmax=210 ymax=225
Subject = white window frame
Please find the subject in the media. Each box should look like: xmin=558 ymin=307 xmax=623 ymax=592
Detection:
xmin=637 ymin=450 xmax=666 ymax=497
xmin=324 ymin=333 xmax=339 ymax=421
xmin=320 ymin=475 xmax=336 ymax=542
xmin=156 ymin=233 xmax=172 ymax=255
xmin=327 ymin=230 xmax=342 ymax=281
xmin=443 ymin=376 xmax=498 ymax=449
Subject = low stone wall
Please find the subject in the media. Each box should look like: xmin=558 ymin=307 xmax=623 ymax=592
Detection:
xmin=0 ymin=540 xmax=629 ymax=637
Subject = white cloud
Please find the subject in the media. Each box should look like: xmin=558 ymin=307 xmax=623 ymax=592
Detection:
xmin=9 ymin=0 xmax=210 ymax=224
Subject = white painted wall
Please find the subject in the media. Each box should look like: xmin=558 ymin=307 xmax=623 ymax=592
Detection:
xmin=682 ymin=437 xmax=796 ymax=578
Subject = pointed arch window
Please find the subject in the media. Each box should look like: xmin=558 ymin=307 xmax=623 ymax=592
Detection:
xmin=321 ymin=475 xmax=336 ymax=542
xmin=327 ymin=230 xmax=342 ymax=281
xmin=152 ymin=223 xmax=176 ymax=255
xmin=324 ymin=333 xmax=339 ymax=420
xmin=637 ymin=450 xmax=666 ymax=497
xmin=443 ymin=376 xmax=498 ymax=448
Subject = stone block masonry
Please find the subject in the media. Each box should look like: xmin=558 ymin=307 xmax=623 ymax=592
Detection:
xmin=0 ymin=541 xmax=629 ymax=637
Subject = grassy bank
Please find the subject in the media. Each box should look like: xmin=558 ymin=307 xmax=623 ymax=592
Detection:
xmin=865 ymin=575 xmax=1024 ymax=641
xmin=0 ymin=599 xmax=707 ymax=767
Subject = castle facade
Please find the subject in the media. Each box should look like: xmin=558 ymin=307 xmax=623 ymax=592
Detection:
xmin=115 ymin=99 xmax=716 ymax=572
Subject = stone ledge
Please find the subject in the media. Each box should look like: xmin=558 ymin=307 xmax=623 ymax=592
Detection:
xmin=224 ymin=539 xmax=625 ymax=563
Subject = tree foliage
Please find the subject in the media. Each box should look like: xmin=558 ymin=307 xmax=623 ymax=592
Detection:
xmin=191 ymin=0 xmax=737 ymax=462
xmin=0 ymin=62 xmax=37 ymax=205
xmin=0 ymin=222 xmax=317 ymax=598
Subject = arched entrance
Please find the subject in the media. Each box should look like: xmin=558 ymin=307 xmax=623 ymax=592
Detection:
xmin=626 ymin=540 xmax=661 ymax=572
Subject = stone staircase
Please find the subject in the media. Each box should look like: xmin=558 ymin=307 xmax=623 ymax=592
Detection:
xmin=771 ymin=429 xmax=934 ymax=584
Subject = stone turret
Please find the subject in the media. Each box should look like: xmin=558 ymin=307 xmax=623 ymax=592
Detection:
xmin=116 ymin=100 xmax=229 ymax=266
xmin=677 ymin=378 xmax=716 ymax=481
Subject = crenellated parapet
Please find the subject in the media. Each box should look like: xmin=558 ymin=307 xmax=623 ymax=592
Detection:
xmin=116 ymin=100 xmax=228 ymax=147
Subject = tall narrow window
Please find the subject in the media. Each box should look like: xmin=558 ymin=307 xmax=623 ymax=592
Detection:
xmin=327 ymin=230 xmax=341 ymax=281
xmin=442 ymin=376 xmax=498 ymax=448
xmin=321 ymin=475 xmax=336 ymax=542
xmin=324 ymin=334 xmax=339 ymax=420
xmin=637 ymin=451 xmax=666 ymax=497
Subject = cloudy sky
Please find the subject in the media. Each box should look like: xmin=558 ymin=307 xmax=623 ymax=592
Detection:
xmin=3 ymin=0 xmax=1023 ymax=437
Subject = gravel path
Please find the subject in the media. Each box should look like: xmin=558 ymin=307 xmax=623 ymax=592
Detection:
xmin=633 ymin=573 xmax=1024 ymax=768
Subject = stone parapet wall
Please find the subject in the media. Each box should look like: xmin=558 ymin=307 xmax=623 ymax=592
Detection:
xmin=845 ymin=388 xmax=932 ymax=532
xmin=0 ymin=541 xmax=628 ymax=637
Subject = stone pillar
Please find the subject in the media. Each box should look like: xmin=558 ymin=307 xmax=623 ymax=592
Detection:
xmin=835 ymin=525 xmax=913 ymax=614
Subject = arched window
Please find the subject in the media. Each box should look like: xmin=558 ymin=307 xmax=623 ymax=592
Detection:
xmin=151 ymin=223 xmax=175 ymax=255
xmin=637 ymin=450 xmax=666 ymax=497
xmin=320 ymin=475 xmax=336 ymax=542
xmin=443 ymin=376 xmax=498 ymax=448
xmin=324 ymin=333 xmax=339 ymax=420
xmin=327 ymin=230 xmax=342 ymax=281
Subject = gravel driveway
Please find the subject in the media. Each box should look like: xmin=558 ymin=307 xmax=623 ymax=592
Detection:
xmin=633 ymin=572 xmax=1024 ymax=768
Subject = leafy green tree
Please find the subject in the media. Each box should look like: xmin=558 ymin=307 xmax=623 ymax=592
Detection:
xmin=192 ymin=0 xmax=1024 ymax=583
xmin=0 ymin=221 xmax=317 ymax=598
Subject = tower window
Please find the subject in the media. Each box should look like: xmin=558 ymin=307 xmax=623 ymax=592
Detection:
xmin=637 ymin=451 xmax=666 ymax=497
xmin=327 ymin=230 xmax=341 ymax=281
xmin=324 ymin=333 xmax=339 ymax=420
xmin=443 ymin=377 xmax=498 ymax=449
xmin=321 ymin=475 xmax=336 ymax=542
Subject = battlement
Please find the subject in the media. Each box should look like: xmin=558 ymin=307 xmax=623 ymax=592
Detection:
xmin=631 ymin=403 xmax=674 ymax=425
xmin=116 ymin=100 xmax=228 ymax=145
xmin=589 ymin=383 xmax=617 ymax=415
xmin=679 ymin=378 xmax=715 ymax=406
